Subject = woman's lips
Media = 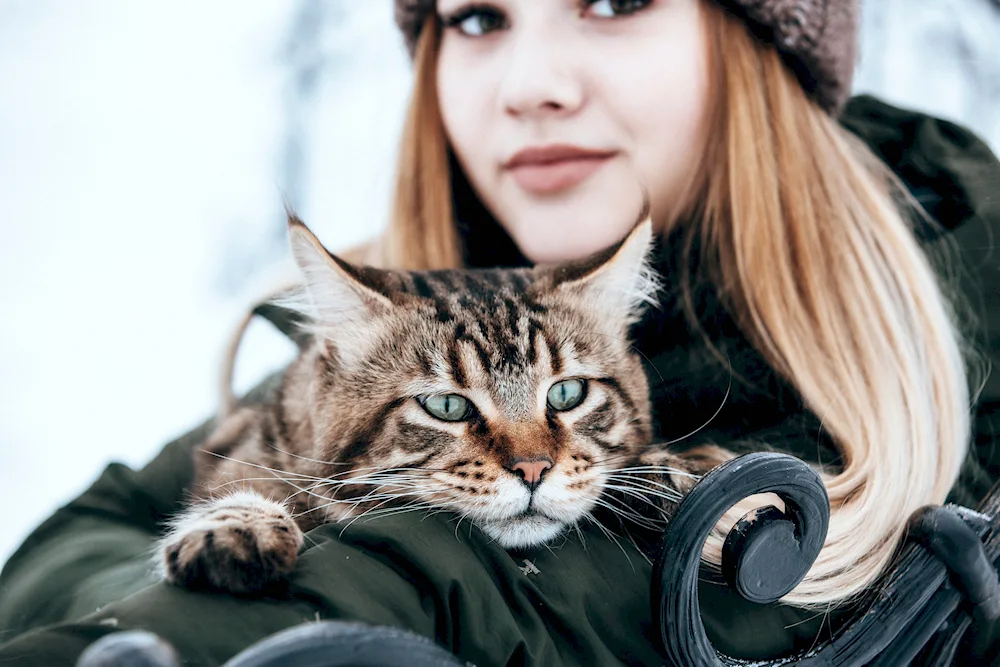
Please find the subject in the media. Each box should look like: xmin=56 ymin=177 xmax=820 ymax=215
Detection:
xmin=504 ymin=145 xmax=617 ymax=194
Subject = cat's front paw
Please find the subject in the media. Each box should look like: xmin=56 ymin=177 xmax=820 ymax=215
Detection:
xmin=160 ymin=491 xmax=304 ymax=594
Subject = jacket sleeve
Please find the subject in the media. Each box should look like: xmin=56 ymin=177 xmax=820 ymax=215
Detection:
xmin=0 ymin=422 xmax=205 ymax=640
xmin=0 ymin=372 xmax=287 ymax=640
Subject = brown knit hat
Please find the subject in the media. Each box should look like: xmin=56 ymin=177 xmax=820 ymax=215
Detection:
xmin=393 ymin=0 xmax=859 ymax=115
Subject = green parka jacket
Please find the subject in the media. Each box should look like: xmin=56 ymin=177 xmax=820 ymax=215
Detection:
xmin=1 ymin=95 xmax=998 ymax=667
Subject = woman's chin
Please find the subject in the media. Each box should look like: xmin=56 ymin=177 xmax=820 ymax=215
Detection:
xmin=508 ymin=212 xmax=644 ymax=264
xmin=499 ymin=187 xmax=653 ymax=264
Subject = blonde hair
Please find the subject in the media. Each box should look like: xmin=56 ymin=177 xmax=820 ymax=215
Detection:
xmin=380 ymin=4 xmax=972 ymax=606
xmin=379 ymin=19 xmax=461 ymax=270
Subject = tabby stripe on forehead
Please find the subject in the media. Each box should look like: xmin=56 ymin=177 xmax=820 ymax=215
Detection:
xmin=453 ymin=323 xmax=492 ymax=377
xmin=503 ymin=297 xmax=521 ymax=338
xmin=409 ymin=273 xmax=437 ymax=299
xmin=416 ymin=349 xmax=433 ymax=374
xmin=571 ymin=333 xmax=593 ymax=357
xmin=526 ymin=319 xmax=543 ymax=365
xmin=475 ymin=318 xmax=490 ymax=340
xmin=447 ymin=332 xmax=469 ymax=388
xmin=521 ymin=294 xmax=548 ymax=315
xmin=462 ymin=271 xmax=499 ymax=299
xmin=543 ymin=328 xmax=563 ymax=374
xmin=433 ymin=271 xmax=463 ymax=292
xmin=506 ymin=271 xmax=530 ymax=291
xmin=434 ymin=298 xmax=454 ymax=323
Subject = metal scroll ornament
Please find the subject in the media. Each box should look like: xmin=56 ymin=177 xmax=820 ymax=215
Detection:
xmin=652 ymin=452 xmax=1000 ymax=666
xmin=652 ymin=452 xmax=829 ymax=666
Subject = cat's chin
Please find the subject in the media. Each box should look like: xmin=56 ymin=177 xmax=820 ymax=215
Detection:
xmin=478 ymin=512 xmax=567 ymax=549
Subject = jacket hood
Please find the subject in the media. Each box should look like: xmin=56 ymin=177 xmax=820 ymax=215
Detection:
xmin=842 ymin=95 xmax=1000 ymax=238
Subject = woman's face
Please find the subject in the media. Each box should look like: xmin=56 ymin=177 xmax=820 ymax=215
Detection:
xmin=436 ymin=0 xmax=711 ymax=264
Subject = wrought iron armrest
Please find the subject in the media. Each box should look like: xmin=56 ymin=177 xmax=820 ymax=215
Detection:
xmin=653 ymin=452 xmax=1000 ymax=667
xmin=76 ymin=621 xmax=471 ymax=667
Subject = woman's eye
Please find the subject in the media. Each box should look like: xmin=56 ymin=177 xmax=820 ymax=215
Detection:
xmin=584 ymin=0 xmax=652 ymax=19
xmin=547 ymin=379 xmax=587 ymax=412
xmin=442 ymin=7 xmax=507 ymax=37
xmin=420 ymin=394 xmax=472 ymax=421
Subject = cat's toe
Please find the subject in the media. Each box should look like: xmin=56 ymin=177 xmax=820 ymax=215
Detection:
xmin=161 ymin=497 xmax=304 ymax=594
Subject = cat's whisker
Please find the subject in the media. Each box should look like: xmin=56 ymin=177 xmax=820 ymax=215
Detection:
xmin=339 ymin=496 xmax=445 ymax=533
xmin=596 ymin=494 xmax=666 ymax=528
xmin=313 ymin=477 xmax=444 ymax=499
xmin=573 ymin=522 xmax=587 ymax=552
xmin=591 ymin=496 xmax=663 ymax=531
xmin=352 ymin=485 xmax=448 ymax=506
xmin=310 ymin=466 xmax=444 ymax=484
xmin=657 ymin=376 xmax=733 ymax=449
xmin=587 ymin=509 xmax=654 ymax=567
xmin=358 ymin=498 xmax=443 ymax=520
xmin=262 ymin=443 xmax=354 ymax=466
xmin=200 ymin=451 xmax=328 ymax=483
xmin=211 ymin=476 xmax=317 ymax=490
xmin=617 ymin=521 xmax=654 ymax=566
xmin=308 ymin=472 xmax=435 ymax=490
xmin=578 ymin=327 xmax=734 ymax=440
xmin=206 ymin=476 xmax=337 ymax=507
xmin=602 ymin=465 xmax=702 ymax=478
xmin=602 ymin=482 xmax=681 ymax=508
xmin=336 ymin=484 xmax=448 ymax=505
xmin=574 ymin=328 xmax=669 ymax=393
xmin=604 ymin=471 xmax=690 ymax=493
xmin=315 ymin=469 xmax=446 ymax=490
xmin=603 ymin=476 xmax=684 ymax=502
xmin=452 ymin=511 xmax=471 ymax=541
xmin=297 ymin=493 xmax=429 ymax=522
xmin=584 ymin=512 xmax=636 ymax=572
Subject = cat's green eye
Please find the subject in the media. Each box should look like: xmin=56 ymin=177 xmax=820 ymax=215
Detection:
xmin=547 ymin=379 xmax=587 ymax=412
xmin=420 ymin=394 xmax=472 ymax=422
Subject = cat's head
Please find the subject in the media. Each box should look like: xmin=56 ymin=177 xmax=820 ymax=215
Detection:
xmin=287 ymin=212 xmax=659 ymax=549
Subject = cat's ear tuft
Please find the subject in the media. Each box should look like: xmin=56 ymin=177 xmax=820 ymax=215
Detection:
xmin=550 ymin=215 xmax=660 ymax=326
xmin=286 ymin=215 xmax=393 ymax=363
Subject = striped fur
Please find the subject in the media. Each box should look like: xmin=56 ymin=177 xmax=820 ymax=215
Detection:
xmin=160 ymin=217 xmax=702 ymax=594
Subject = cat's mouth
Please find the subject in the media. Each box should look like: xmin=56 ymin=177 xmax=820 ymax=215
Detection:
xmin=477 ymin=508 xmax=567 ymax=549
xmin=492 ymin=507 xmax=557 ymax=524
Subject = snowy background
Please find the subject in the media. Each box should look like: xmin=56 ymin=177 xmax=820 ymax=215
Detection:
xmin=0 ymin=0 xmax=998 ymax=566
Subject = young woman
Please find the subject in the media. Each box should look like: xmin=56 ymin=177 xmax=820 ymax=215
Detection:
xmin=2 ymin=0 xmax=999 ymax=664
xmin=389 ymin=0 xmax=997 ymax=606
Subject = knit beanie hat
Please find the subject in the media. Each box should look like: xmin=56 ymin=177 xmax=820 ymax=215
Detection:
xmin=393 ymin=0 xmax=859 ymax=115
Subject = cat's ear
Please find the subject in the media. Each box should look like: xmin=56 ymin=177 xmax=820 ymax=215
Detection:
xmin=287 ymin=215 xmax=393 ymax=362
xmin=549 ymin=211 xmax=659 ymax=326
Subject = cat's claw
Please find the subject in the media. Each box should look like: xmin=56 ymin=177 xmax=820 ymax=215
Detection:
xmin=160 ymin=491 xmax=304 ymax=594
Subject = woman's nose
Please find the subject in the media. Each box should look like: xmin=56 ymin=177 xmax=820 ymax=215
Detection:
xmin=498 ymin=34 xmax=585 ymax=118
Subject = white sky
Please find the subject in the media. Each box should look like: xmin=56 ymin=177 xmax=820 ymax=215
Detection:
xmin=0 ymin=0 xmax=411 ymax=563
xmin=0 ymin=0 xmax=997 ymax=566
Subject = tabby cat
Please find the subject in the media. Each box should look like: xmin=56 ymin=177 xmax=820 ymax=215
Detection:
xmin=160 ymin=213 xmax=707 ymax=593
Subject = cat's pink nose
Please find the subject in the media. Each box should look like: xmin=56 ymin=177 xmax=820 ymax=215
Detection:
xmin=510 ymin=458 xmax=553 ymax=491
